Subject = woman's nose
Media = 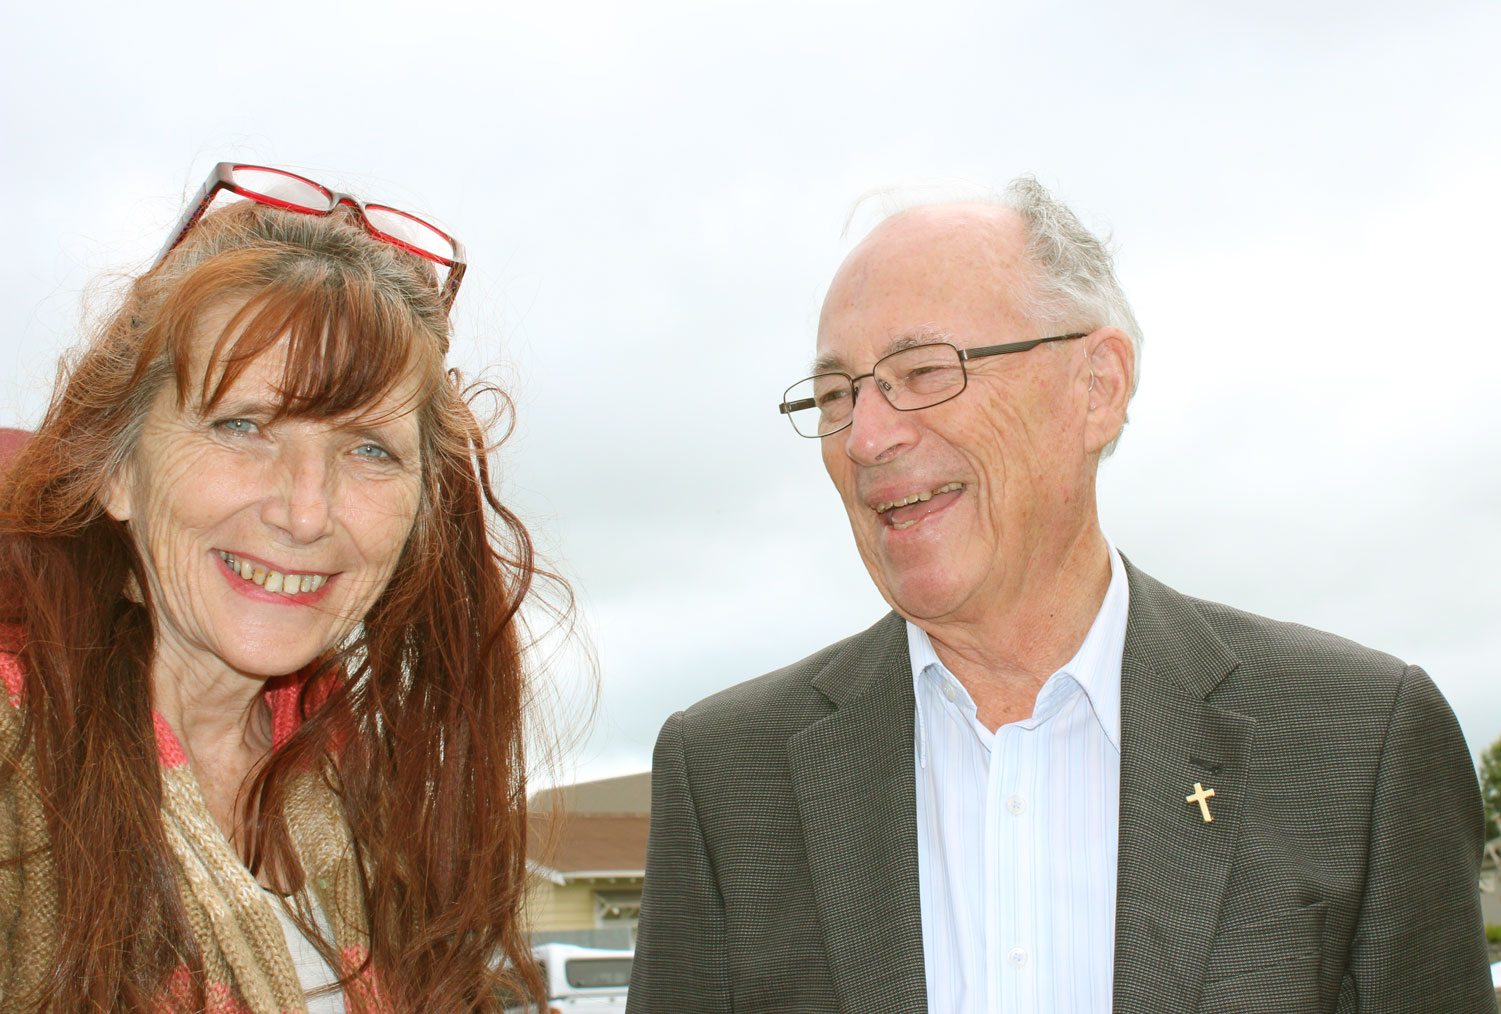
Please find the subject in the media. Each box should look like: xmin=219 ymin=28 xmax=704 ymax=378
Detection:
xmin=261 ymin=445 xmax=335 ymax=543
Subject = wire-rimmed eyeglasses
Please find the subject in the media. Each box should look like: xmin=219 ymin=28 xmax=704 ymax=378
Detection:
xmin=777 ymin=333 xmax=1088 ymax=438
xmin=153 ymin=162 xmax=467 ymax=311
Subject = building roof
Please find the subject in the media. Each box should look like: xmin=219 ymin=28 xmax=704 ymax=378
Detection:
xmin=528 ymin=771 xmax=652 ymax=880
xmin=531 ymin=770 xmax=651 ymax=815
xmin=529 ymin=812 xmax=650 ymax=879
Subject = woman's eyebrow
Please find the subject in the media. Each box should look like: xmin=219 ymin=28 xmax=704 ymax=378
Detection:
xmin=194 ymin=394 xmax=277 ymax=417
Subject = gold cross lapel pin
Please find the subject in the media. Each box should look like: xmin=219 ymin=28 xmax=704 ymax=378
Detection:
xmin=1186 ymin=782 xmax=1216 ymax=823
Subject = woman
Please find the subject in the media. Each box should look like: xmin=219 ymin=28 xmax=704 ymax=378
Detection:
xmin=0 ymin=164 xmax=550 ymax=1012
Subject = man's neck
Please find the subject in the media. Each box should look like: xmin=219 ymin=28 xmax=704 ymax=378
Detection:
xmin=920 ymin=526 xmax=1113 ymax=732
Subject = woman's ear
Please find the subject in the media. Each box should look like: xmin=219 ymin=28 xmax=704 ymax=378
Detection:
xmin=102 ymin=462 xmax=134 ymax=522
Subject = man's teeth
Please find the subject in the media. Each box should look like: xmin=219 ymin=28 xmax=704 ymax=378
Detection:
xmin=218 ymin=552 xmax=327 ymax=595
xmin=873 ymin=482 xmax=965 ymax=515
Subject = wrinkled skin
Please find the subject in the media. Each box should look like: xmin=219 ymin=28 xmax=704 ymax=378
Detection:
xmin=105 ymin=305 xmax=424 ymax=706
xmin=816 ymin=204 xmax=1132 ymax=698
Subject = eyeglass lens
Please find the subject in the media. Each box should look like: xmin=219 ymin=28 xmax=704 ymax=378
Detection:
xmin=227 ymin=167 xmax=458 ymax=265
xmin=783 ymin=343 xmax=967 ymax=437
xmin=230 ymin=166 xmax=334 ymax=212
xmin=362 ymin=205 xmax=459 ymax=263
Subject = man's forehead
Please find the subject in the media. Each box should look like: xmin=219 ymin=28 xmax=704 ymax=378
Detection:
xmin=848 ymin=203 xmax=1028 ymax=273
xmin=813 ymin=204 xmax=1032 ymax=372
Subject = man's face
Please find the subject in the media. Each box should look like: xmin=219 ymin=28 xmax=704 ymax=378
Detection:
xmin=816 ymin=205 xmax=1099 ymax=626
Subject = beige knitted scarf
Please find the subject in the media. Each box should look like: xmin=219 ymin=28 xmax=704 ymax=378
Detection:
xmin=1 ymin=634 xmax=383 ymax=1013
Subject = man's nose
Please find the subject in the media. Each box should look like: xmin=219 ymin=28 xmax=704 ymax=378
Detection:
xmin=262 ymin=446 xmax=335 ymax=543
xmin=841 ymin=378 xmax=916 ymax=466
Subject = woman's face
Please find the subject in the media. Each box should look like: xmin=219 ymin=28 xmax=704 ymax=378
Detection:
xmin=105 ymin=306 xmax=425 ymax=685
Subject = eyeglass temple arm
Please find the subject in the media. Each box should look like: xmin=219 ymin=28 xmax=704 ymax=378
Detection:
xmin=151 ymin=163 xmax=237 ymax=270
xmin=439 ymin=259 xmax=466 ymax=309
xmin=779 ymin=396 xmax=817 ymax=415
xmin=959 ymin=332 xmax=1089 ymax=362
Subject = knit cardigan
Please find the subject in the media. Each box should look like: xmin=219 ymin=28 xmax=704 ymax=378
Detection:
xmin=0 ymin=628 xmax=381 ymax=1013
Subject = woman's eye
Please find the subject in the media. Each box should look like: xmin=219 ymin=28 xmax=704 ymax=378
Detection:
xmin=354 ymin=442 xmax=393 ymax=460
xmin=216 ymin=418 xmax=260 ymax=436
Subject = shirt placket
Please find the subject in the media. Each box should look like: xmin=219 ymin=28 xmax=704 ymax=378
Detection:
xmin=991 ymin=722 xmax=1036 ymax=1013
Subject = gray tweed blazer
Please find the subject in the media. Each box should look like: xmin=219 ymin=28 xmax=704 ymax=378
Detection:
xmin=627 ymin=561 xmax=1495 ymax=1013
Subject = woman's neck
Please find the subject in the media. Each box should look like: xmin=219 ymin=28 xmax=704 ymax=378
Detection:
xmin=150 ymin=647 xmax=276 ymax=853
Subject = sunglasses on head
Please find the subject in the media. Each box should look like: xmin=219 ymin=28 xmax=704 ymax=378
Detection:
xmin=153 ymin=162 xmax=467 ymax=311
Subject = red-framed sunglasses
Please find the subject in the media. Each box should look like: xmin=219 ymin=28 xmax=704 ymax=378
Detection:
xmin=153 ymin=162 xmax=467 ymax=310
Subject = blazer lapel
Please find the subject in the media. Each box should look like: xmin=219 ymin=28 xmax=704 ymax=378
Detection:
xmin=1113 ymin=563 xmax=1256 ymax=1014
xmin=787 ymin=614 xmax=928 ymax=1014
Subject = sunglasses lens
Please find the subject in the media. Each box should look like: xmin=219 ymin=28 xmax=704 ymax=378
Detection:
xmin=364 ymin=206 xmax=459 ymax=264
xmin=229 ymin=166 xmax=333 ymax=212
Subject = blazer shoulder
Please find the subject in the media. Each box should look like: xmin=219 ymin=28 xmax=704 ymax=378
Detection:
xmin=1185 ymin=592 xmax=1408 ymax=680
xmin=1124 ymin=562 xmax=1418 ymax=716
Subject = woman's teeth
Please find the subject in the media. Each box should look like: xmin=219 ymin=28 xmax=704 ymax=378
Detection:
xmin=218 ymin=552 xmax=327 ymax=595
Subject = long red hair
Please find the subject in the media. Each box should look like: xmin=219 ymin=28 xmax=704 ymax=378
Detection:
xmin=0 ymin=200 xmax=553 ymax=1011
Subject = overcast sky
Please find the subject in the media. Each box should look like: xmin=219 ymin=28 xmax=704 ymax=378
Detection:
xmin=3 ymin=0 xmax=1497 ymax=786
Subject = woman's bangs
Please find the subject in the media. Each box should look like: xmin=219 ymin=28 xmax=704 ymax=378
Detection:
xmin=175 ymin=268 xmax=443 ymax=424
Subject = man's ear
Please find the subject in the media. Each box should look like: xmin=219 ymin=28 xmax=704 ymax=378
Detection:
xmin=1083 ymin=326 xmax=1134 ymax=455
xmin=102 ymin=461 xmax=134 ymax=522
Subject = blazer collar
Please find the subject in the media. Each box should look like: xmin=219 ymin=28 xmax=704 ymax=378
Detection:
xmin=1113 ymin=558 xmax=1257 ymax=1013
xmin=787 ymin=564 xmax=1256 ymax=1014
xmin=808 ymin=611 xmax=909 ymax=706
xmin=790 ymin=613 xmax=929 ymax=1014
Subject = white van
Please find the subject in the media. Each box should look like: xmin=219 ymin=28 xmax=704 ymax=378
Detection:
xmin=528 ymin=943 xmax=633 ymax=1012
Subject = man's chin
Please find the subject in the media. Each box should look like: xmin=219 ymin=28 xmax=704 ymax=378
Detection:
xmin=878 ymin=569 xmax=975 ymax=625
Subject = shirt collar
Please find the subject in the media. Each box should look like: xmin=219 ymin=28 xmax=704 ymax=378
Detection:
xmin=908 ymin=541 xmax=1128 ymax=754
xmin=1056 ymin=542 xmax=1127 ymax=751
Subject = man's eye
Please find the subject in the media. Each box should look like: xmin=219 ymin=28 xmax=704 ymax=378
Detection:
xmin=215 ymin=418 xmax=260 ymax=436
xmin=815 ymin=388 xmax=850 ymax=408
xmin=901 ymin=364 xmax=963 ymax=393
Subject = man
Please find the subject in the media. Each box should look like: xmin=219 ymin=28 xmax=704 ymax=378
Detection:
xmin=627 ymin=179 xmax=1494 ymax=1013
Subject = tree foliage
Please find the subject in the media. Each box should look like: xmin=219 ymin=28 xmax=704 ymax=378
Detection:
xmin=1480 ymin=732 xmax=1501 ymax=845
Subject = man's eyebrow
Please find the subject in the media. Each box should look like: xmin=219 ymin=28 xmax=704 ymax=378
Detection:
xmin=810 ymin=350 xmax=847 ymax=375
xmin=809 ymin=328 xmax=955 ymax=375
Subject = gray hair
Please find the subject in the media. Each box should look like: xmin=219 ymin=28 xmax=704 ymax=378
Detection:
xmin=844 ymin=176 xmax=1143 ymax=454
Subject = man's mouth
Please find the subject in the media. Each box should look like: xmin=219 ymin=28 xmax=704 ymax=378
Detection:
xmin=873 ymin=482 xmax=965 ymax=530
xmin=218 ymin=551 xmax=330 ymax=595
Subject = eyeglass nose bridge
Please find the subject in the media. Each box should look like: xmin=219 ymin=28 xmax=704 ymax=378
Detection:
xmin=328 ymin=192 xmax=363 ymax=212
xmin=322 ymin=192 xmax=391 ymax=240
xmin=848 ymin=371 xmax=897 ymax=410
xmin=325 ymin=193 xmax=466 ymax=308
xmin=327 ymin=191 xmax=380 ymax=224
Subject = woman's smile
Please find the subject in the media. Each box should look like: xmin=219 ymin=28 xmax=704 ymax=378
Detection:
xmin=213 ymin=549 xmax=336 ymax=604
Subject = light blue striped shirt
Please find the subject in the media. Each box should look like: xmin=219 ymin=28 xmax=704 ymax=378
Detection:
xmin=910 ymin=545 xmax=1127 ymax=1013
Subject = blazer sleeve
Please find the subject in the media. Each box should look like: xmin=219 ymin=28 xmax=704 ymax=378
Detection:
xmin=627 ymin=711 xmax=733 ymax=1014
xmin=1344 ymin=664 xmax=1495 ymax=1012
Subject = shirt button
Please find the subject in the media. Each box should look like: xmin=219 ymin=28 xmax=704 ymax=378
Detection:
xmin=1008 ymin=947 xmax=1029 ymax=967
xmin=1007 ymin=794 xmax=1027 ymax=816
xmin=942 ymin=680 xmax=958 ymax=702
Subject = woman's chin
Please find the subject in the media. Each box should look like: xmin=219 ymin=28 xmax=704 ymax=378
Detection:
xmin=207 ymin=636 xmax=332 ymax=682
